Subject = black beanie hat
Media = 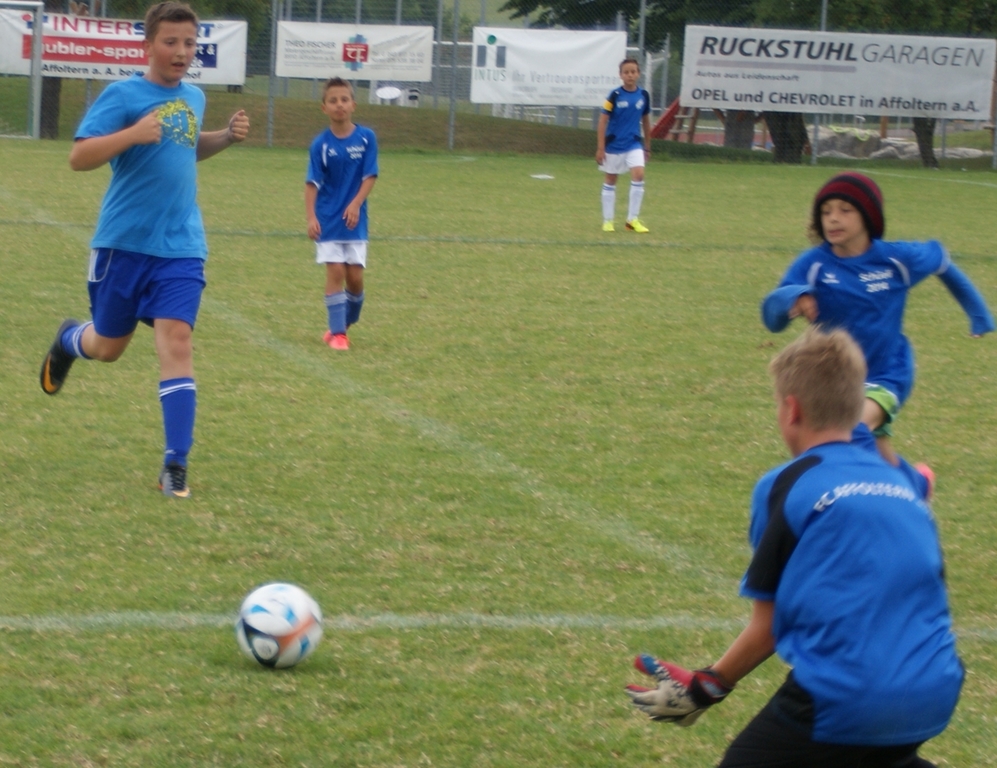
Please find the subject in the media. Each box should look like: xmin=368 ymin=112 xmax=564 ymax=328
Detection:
xmin=813 ymin=172 xmax=885 ymax=240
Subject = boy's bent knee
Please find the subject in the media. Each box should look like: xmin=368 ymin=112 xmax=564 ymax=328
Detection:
xmin=87 ymin=332 xmax=132 ymax=362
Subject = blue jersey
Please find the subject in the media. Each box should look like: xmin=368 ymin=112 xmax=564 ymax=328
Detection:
xmin=76 ymin=74 xmax=206 ymax=260
xmin=742 ymin=440 xmax=963 ymax=746
xmin=306 ymin=125 xmax=379 ymax=242
xmin=601 ymin=86 xmax=649 ymax=154
xmin=761 ymin=240 xmax=993 ymax=405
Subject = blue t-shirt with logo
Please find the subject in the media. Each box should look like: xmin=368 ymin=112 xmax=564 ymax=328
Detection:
xmin=306 ymin=125 xmax=379 ymax=242
xmin=76 ymin=74 xmax=206 ymax=259
xmin=602 ymin=85 xmax=650 ymax=154
xmin=742 ymin=439 xmax=963 ymax=745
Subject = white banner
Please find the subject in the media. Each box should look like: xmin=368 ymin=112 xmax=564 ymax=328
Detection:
xmin=681 ymin=25 xmax=996 ymax=119
xmin=470 ymin=28 xmax=626 ymax=106
xmin=275 ymin=22 xmax=433 ymax=81
xmin=0 ymin=10 xmax=246 ymax=84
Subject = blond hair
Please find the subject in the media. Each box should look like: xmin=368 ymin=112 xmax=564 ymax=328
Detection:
xmin=144 ymin=2 xmax=198 ymax=41
xmin=770 ymin=327 xmax=866 ymax=431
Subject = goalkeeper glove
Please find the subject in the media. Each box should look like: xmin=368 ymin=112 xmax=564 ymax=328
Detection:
xmin=625 ymin=654 xmax=733 ymax=726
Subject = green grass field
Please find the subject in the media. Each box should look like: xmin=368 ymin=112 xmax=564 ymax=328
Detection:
xmin=2 ymin=137 xmax=996 ymax=766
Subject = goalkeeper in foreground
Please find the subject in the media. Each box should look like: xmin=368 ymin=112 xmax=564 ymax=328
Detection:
xmin=627 ymin=327 xmax=963 ymax=767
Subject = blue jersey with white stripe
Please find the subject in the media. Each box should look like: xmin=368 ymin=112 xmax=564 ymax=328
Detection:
xmin=602 ymin=86 xmax=650 ymax=154
xmin=742 ymin=440 xmax=963 ymax=745
xmin=306 ymin=125 xmax=379 ymax=242
xmin=764 ymin=240 xmax=947 ymax=404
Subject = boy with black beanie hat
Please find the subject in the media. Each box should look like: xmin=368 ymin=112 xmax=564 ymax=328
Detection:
xmin=761 ymin=171 xmax=993 ymax=466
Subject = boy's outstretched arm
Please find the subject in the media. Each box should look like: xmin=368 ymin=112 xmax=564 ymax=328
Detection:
xmin=69 ymin=109 xmax=162 ymax=171
xmin=936 ymin=262 xmax=995 ymax=337
xmin=712 ymin=599 xmax=776 ymax=683
xmin=626 ymin=600 xmax=775 ymax=725
xmin=762 ymin=285 xmax=816 ymax=331
xmin=197 ymin=109 xmax=250 ymax=161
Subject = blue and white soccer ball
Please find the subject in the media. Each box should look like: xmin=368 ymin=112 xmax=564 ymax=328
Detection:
xmin=235 ymin=583 xmax=323 ymax=669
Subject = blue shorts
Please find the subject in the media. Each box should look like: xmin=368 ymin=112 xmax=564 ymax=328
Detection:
xmin=88 ymin=248 xmax=206 ymax=338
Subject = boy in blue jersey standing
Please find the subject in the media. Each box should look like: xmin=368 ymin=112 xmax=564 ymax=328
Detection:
xmin=38 ymin=1 xmax=250 ymax=498
xmin=596 ymin=58 xmax=651 ymax=233
xmin=762 ymin=172 xmax=992 ymax=466
xmin=305 ymin=77 xmax=379 ymax=351
xmin=626 ymin=327 xmax=963 ymax=767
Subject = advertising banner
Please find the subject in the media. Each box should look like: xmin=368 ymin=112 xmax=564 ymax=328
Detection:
xmin=681 ymin=25 xmax=995 ymax=119
xmin=275 ymin=22 xmax=433 ymax=81
xmin=470 ymin=27 xmax=626 ymax=107
xmin=0 ymin=10 xmax=246 ymax=84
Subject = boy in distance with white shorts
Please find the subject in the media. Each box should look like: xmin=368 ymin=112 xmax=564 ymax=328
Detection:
xmin=596 ymin=58 xmax=651 ymax=233
xmin=305 ymin=77 xmax=379 ymax=351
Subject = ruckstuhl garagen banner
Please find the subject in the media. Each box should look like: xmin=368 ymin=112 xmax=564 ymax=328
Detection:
xmin=0 ymin=10 xmax=246 ymax=84
xmin=275 ymin=22 xmax=433 ymax=81
xmin=681 ymin=25 xmax=996 ymax=119
xmin=470 ymin=27 xmax=627 ymax=107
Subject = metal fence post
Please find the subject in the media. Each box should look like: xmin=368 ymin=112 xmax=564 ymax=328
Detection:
xmin=811 ymin=0 xmax=829 ymax=166
xmin=433 ymin=0 xmax=443 ymax=108
xmin=266 ymin=0 xmax=278 ymax=147
xmin=661 ymin=33 xmax=670 ymax=108
xmin=447 ymin=0 xmax=459 ymax=149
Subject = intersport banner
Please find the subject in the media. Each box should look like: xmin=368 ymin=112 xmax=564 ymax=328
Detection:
xmin=470 ymin=27 xmax=626 ymax=106
xmin=275 ymin=22 xmax=433 ymax=81
xmin=0 ymin=10 xmax=246 ymax=84
xmin=681 ymin=25 xmax=995 ymax=119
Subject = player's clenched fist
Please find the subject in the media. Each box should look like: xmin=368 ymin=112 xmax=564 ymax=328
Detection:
xmin=625 ymin=654 xmax=732 ymax=726
xmin=227 ymin=109 xmax=250 ymax=143
xmin=131 ymin=109 xmax=163 ymax=145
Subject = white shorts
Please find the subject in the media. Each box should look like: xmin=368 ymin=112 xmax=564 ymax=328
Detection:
xmin=315 ymin=240 xmax=368 ymax=267
xmin=599 ymin=147 xmax=645 ymax=175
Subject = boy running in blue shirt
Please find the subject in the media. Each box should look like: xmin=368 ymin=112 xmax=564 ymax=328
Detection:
xmin=305 ymin=77 xmax=379 ymax=351
xmin=39 ymin=1 xmax=250 ymax=498
xmin=762 ymin=172 xmax=993 ymax=465
xmin=626 ymin=327 xmax=963 ymax=767
xmin=596 ymin=58 xmax=651 ymax=233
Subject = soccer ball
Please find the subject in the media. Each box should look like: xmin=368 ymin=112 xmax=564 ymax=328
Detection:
xmin=235 ymin=582 xmax=323 ymax=669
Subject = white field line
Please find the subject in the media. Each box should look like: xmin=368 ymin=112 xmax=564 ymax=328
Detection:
xmin=866 ymin=169 xmax=997 ymax=190
xmin=6 ymin=177 xmax=995 ymax=644
xmin=0 ymin=611 xmax=742 ymax=633
xmin=1 ymin=611 xmax=993 ymax=641
xmin=2 ymin=189 xmax=723 ymax=581
xmin=203 ymin=295 xmax=725 ymax=587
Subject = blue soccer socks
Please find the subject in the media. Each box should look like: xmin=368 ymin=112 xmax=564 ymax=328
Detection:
xmin=325 ymin=291 xmax=348 ymax=335
xmin=160 ymin=377 xmax=196 ymax=468
xmin=346 ymin=290 xmax=365 ymax=327
xmin=60 ymin=320 xmax=93 ymax=359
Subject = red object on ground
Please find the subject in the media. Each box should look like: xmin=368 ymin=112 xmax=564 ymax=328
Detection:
xmin=650 ymin=97 xmax=683 ymax=140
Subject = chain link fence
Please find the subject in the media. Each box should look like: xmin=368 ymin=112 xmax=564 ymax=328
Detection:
xmin=26 ymin=0 xmax=997 ymax=164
